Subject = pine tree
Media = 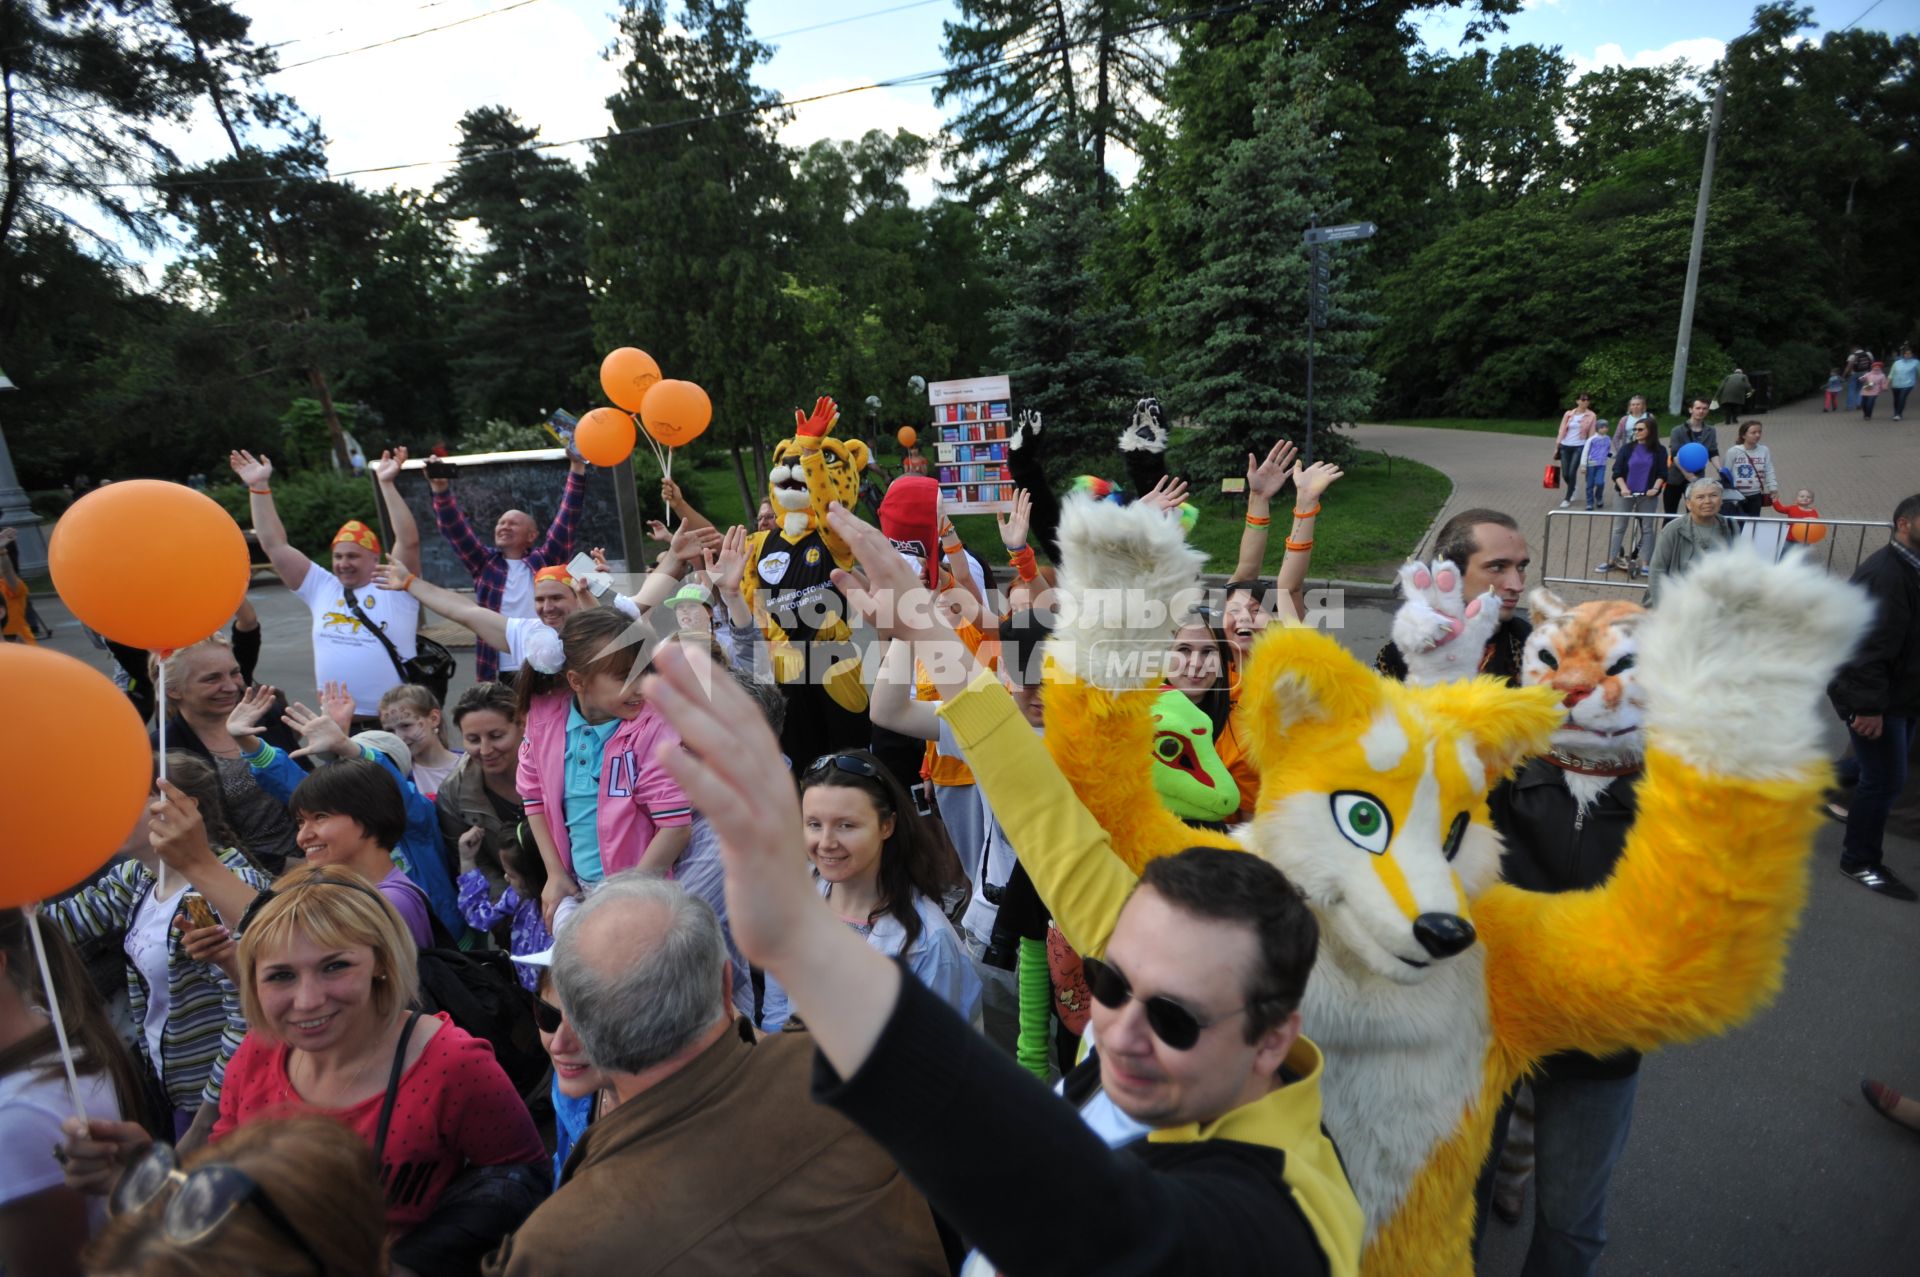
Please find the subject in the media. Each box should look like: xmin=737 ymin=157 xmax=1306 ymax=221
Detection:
xmin=1159 ymin=45 xmax=1377 ymax=478
xmin=588 ymin=0 xmax=799 ymax=513
xmin=937 ymin=0 xmax=1165 ymax=205
xmin=990 ymin=142 xmax=1145 ymax=462
xmin=436 ymin=107 xmax=595 ymax=430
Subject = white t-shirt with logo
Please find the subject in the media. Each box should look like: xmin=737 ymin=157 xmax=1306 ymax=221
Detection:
xmin=504 ymin=615 xmax=563 ymax=676
xmin=496 ymin=560 xmax=535 ymax=672
xmin=295 ymin=566 xmax=420 ymax=709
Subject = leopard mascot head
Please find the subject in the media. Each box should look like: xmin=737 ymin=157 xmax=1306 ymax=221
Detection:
xmin=766 ymin=396 xmax=870 ymax=539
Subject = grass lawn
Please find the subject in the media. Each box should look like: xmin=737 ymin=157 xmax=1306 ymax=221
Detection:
xmin=666 ymin=446 xmax=1449 ymax=583
xmin=1377 ymin=416 xmax=1559 ymax=438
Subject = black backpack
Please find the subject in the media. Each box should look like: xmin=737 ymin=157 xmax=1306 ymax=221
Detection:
xmin=417 ymin=911 xmax=549 ymax=1099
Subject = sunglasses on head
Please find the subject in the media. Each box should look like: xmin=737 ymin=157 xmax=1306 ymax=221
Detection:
xmin=1081 ymin=956 xmax=1256 ymax=1052
xmin=804 ymin=752 xmax=882 ymax=781
xmin=111 ymin=1143 xmax=321 ymax=1266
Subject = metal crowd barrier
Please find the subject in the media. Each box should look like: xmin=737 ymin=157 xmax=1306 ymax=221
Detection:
xmin=1539 ymin=508 xmax=1894 ymax=592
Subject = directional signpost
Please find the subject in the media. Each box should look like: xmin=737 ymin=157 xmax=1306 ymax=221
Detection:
xmin=1301 ymin=220 xmax=1376 ymax=464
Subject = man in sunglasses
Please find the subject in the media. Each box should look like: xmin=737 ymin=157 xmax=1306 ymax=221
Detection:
xmin=638 ymin=505 xmax=1364 ymax=1276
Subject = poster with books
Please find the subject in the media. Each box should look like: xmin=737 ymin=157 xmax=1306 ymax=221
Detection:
xmin=926 ymin=374 xmax=1015 ymax=514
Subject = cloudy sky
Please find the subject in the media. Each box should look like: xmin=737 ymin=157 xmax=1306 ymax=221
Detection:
xmin=165 ymin=0 xmax=1915 ymax=222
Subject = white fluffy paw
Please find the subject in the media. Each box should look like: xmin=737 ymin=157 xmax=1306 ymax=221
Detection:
xmin=1638 ymin=541 xmax=1873 ymax=778
xmin=1048 ymin=495 xmax=1206 ymax=690
xmin=1392 ymin=559 xmax=1502 ymax=686
xmin=1118 ymin=397 xmax=1169 ymax=454
xmin=1010 ymin=408 xmax=1042 ymax=452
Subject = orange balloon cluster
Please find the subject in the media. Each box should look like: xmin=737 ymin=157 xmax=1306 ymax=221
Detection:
xmin=49 ymin=480 xmax=250 ymax=652
xmin=0 ymin=646 xmax=153 ymax=907
xmin=640 ymin=380 xmax=712 ymax=448
xmin=575 ymin=407 xmax=638 ymax=468
xmin=897 ymin=426 xmax=917 ymax=449
xmin=600 ymin=347 xmax=662 ymax=413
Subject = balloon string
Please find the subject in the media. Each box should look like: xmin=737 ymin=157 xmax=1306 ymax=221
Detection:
xmin=154 ymin=651 xmax=170 ymax=899
xmin=24 ymin=904 xmax=91 ymax=1128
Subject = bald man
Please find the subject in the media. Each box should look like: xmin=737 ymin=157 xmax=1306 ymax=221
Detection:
xmin=429 ymin=454 xmax=586 ymax=682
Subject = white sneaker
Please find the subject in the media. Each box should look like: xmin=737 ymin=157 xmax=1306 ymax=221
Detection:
xmin=1559 ymin=499 xmax=1572 ymax=508
xmin=1592 ymin=561 xmax=1614 ymax=573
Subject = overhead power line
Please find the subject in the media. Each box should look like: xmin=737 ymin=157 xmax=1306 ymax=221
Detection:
xmin=272 ymin=0 xmax=550 ymax=73
xmin=61 ymin=0 xmax=1280 ymax=191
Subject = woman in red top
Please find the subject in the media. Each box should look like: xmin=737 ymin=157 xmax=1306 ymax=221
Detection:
xmin=215 ymin=864 xmax=544 ymax=1243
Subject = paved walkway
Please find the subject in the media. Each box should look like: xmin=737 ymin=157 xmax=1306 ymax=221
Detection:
xmin=1351 ymin=394 xmax=1917 ymax=601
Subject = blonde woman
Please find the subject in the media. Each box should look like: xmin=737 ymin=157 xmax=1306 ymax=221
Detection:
xmin=213 ymin=866 xmax=544 ymax=1258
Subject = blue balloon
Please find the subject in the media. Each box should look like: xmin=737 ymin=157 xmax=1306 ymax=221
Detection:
xmin=1677 ymin=441 xmax=1709 ymax=474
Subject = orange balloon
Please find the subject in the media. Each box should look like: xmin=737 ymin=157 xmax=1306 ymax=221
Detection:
xmin=575 ymin=407 xmax=638 ymax=467
xmin=48 ymin=480 xmax=249 ymax=652
xmin=640 ymin=380 xmax=712 ymax=448
xmin=600 ymin=348 xmax=662 ymax=413
xmin=897 ymin=426 xmax=917 ymax=449
xmin=0 ymin=646 xmax=152 ymax=906
xmin=1787 ymin=520 xmax=1828 ymax=544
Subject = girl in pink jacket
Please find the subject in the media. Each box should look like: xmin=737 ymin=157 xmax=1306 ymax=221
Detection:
xmin=516 ymin=608 xmax=693 ymax=926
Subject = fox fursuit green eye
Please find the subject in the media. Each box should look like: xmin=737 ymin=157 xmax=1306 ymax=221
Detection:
xmin=1331 ymin=792 xmax=1392 ymax=854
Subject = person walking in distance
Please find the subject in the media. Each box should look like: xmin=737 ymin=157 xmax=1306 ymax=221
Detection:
xmin=1597 ymin=419 xmax=1666 ymax=576
xmin=1860 ymin=362 xmax=1890 ymax=420
xmin=1716 ymin=367 xmax=1752 ymax=426
xmin=1889 ymin=346 xmax=1918 ymax=422
xmin=1827 ymin=493 xmax=1920 ymax=900
xmin=1552 ymin=395 xmax=1597 ymax=509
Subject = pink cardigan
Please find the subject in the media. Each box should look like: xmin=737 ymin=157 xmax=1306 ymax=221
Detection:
xmin=516 ymin=691 xmax=693 ymax=880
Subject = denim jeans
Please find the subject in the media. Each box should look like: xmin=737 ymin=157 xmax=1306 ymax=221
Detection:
xmin=1558 ymin=445 xmax=1583 ymax=500
xmin=1862 ymin=394 xmax=1880 ymax=420
xmin=1840 ymin=712 xmax=1916 ymax=870
xmin=1607 ymin=493 xmax=1660 ymax=563
xmin=1584 ymin=472 xmax=1606 ymax=509
xmin=1893 ymin=385 xmax=1912 ymax=417
xmin=1520 ymin=1070 xmax=1641 ymax=1277
xmin=1847 ymin=372 xmax=1862 ymax=410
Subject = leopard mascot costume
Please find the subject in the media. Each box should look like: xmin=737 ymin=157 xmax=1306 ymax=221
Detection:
xmin=741 ymin=396 xmax=872 ymax=765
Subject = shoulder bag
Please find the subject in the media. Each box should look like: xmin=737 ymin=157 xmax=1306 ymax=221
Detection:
xmin=342 ymin=587 xmax=454 ymax=706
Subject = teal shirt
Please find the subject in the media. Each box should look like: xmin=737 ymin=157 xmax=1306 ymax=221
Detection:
xmin=564 ymin=700 xmax=621 ymax=885
xmin=1890 ymin=357 xmax=1919 ymax=390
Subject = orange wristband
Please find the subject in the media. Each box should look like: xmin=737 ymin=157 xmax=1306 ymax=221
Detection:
xmin=1285 ymin=538 xmax=1314 ymax=552
xmin=1292 ymin=504 xmax=1321 ymax=519
xmin=1244 ymin=514 xmax=1271 ymax=528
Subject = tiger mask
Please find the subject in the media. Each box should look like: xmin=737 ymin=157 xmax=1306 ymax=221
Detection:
xmin=1520 ymin=591 xmax=1647 ymax=764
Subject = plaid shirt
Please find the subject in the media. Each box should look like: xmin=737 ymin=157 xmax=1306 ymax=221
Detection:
xmin=433 ymin=471 xmax=585 ymax=681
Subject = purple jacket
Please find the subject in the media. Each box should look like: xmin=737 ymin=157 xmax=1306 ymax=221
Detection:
xmin=515 ymin=691 xmax=693 ymax=881
xmin=432 ymin=471 xmax=585 ymax=682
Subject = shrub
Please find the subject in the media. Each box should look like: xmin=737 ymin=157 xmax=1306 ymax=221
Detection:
xmin=1564 ymin=331 xmax=1735 ymax=421
xmin=207 ymin=471 xmax=378 ymax=561
xmin=1755 ymin=340 xmax=1828 ymax=405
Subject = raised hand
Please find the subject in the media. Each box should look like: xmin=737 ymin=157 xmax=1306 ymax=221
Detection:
xmin=707 ymin=525 xmax=750 ymax=597
xmin=661 ymin=477 xmax=687 ymax=510
xmin=284 ymin=700 xmax=353 ymax=762
xmin=148 ymin=780 xmax=215 ymax=875
xmin=589 ymin=546 xmax=612 ymax=574
xmin=371 ymin=447 xmax=407 ymax=485
xmin=1389 ymin=559 xmax=1501 ymax=686
xmin=1247 ymin=439 xmax=1299 ymax=501
xmin=646 ymin=519 xmax=670 ymax=544
xmin=795 ymin=396 xmax=839 ymax=439
xmin=318 ymin=682 xmax=355 ymax=735
xmin=371 ymin=557 xmax=417 ymax=592
xmin=668 ymin=521 xmax=722 ymax=566
xmin=225 ymin=683 xmax=279 ymax=743
xmin=1292 ymin=460 xmax=1344 ymax=507
xmin=996 ymin=488 xmax=1033 ymax=550
xmin=826 ymin=503 xmax=951 ymax=648
xmin=1138 ymin=474 xmax=1190 ymax=515
xmin=0 ymin=526 xmax=16 ymax=550
xmin=229 ymin=450 xmax=273 ymax=488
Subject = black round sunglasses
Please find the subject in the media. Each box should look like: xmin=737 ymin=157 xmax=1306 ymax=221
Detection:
xmin=1081 ymin=955 xmax=1262 ymax=1052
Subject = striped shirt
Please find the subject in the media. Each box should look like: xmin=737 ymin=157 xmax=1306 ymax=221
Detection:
xmin=45 ymin=850 xmax=272 ymax=1110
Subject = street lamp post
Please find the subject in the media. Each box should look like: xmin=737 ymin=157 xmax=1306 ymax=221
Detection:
xmin=1300 ymin=220 xmax=1377 ymax=465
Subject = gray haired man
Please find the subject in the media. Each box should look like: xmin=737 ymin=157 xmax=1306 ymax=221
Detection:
xmin=483 ymin=874 xmax=946 ymax=1276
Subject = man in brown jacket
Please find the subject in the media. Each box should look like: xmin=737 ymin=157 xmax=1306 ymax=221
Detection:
xmin=482 ymin=873 xmax=946 ymax=1276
